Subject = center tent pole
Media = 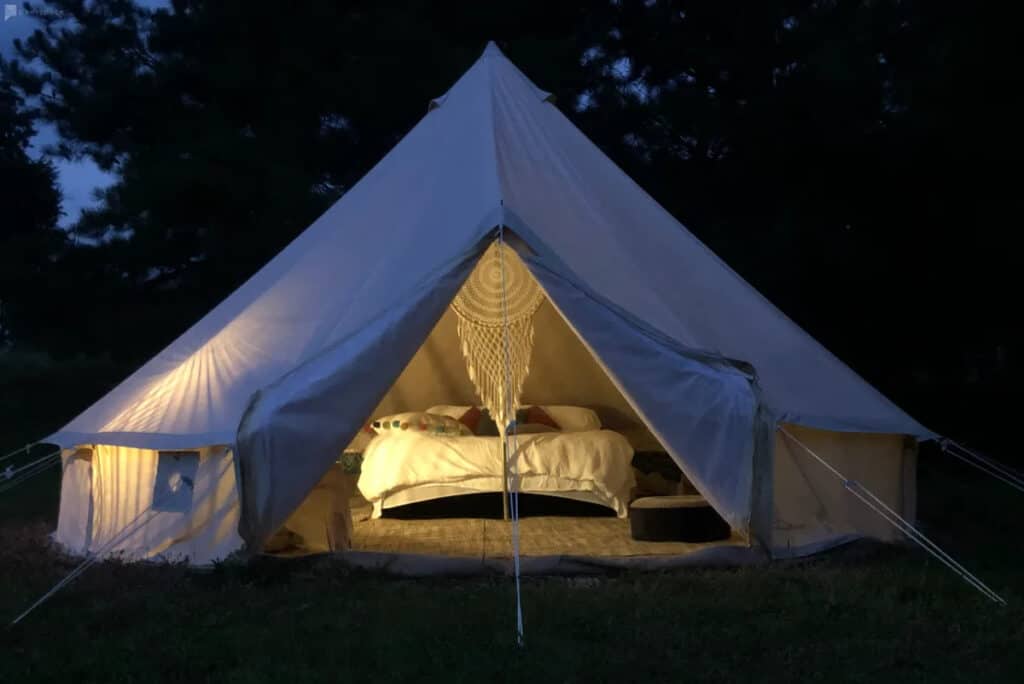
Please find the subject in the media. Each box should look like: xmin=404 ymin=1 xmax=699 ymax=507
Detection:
xmin=501 ymin=430 xmax=510 ymax=521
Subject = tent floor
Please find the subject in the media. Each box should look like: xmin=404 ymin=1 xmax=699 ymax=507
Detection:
xmin=349 ymin=497 xmax=747 ymax=559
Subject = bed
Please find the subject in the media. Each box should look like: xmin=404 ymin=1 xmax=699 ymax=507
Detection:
xmin=356 ymin=406 xmax=636 ymax=518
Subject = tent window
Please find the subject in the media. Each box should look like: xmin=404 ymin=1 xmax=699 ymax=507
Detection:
xmin=153 ymin=451 xmax=199 ymax=513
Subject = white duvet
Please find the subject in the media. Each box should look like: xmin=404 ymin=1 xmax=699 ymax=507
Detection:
xmin=358 ymin=430 xmax=636 ymax=517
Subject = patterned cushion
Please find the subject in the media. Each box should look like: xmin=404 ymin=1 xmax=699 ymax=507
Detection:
xmin=457 ymin=406 xmax=561 ymax=436
xmin=370 ymin=412 xmax=472 ymax=436
xmin=338 ymin=452 xmax=364 ymax=474
xmin=520 ymin=406 xmax=559 ymax=430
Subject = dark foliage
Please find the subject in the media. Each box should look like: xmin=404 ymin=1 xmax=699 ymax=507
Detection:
xmin=0 ymin=75 xmax=63 ymax=346
xmin=1 ymin=0 xmax=1019 ymax=453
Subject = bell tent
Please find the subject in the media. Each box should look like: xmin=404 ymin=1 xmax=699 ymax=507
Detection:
xmin=45 ymin=42 xmax=933 ymax=567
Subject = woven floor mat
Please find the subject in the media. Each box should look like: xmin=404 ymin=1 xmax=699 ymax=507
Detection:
xmin=351 ymin=512 xmax=743 ymax=558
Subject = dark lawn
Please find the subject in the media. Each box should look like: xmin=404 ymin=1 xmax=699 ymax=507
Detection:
xmin=1 ymin=356 xmax=1022 ymax=682
xmin=0 ymin=460 xmax=1022 ymax=683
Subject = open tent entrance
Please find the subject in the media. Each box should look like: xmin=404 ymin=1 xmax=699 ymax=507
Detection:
xmin=264 ymin=238 xmax=747 ymax=561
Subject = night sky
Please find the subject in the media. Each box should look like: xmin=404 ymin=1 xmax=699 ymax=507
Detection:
xmin=1 ymin=1 xmax=167 ymax=226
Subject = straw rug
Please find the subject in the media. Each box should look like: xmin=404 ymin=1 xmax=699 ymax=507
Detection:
xmin=350 ymin=506 xmax=743 ymax=558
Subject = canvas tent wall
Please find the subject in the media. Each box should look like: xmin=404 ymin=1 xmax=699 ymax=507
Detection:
xmin=49 ymin=42 xmax=932 ymax=565
xmin=55 ymin=445 xmax=241 ymax=564
xmin=50 ymin=258 xmax=917 ymax=562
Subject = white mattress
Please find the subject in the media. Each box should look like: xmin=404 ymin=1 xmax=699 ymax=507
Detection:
xmin=357 ymin=430 xmax=636 ymax=517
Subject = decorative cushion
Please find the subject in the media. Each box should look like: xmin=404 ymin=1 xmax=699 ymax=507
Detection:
xmin=520 ymin=406 xmax=559 ymax=431
xmin=457 ymin=406 xmax=560 ymax=436
xmin=633 ymin=470 xmax=679 ymax=497
xmin=370 ymin=412 xmax=472 ymax=437
xmin=425 ymin=405 xmax=598 ymax=432
xmin=473 ymin=409 xmax=500 ymax=437
xmin=631 ymin=495 xmax=710 ymax=510
xmin=338 ymin=451 xmax=364 ymax=474
xmin=457 ymin=406 xmax=484 ymax=433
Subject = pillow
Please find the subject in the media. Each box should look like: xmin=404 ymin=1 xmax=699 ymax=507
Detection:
xmin=425 ymin=405 xmax=473 ymax=420
xmin=455 ymin=406 xmax=484 ymax=433
xmin=473 ymin=408 xmax=500 ymax=437
xmin=425 ymin=406 xmax=504 ymax=436
xmin=519 ymin=406 xmax=559 ymax=431
xmin=539 ymin=406 xmax=601 ymax=432
xmin=370 ymin=412 xmax=472 ymax=437
xmin=513 ymin=423 xmax=559 ymax=434
xmin=458 ymin=406 xmax=560 ymax=436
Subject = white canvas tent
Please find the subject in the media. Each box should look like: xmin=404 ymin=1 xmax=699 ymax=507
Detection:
xmin=47 ymin=42 xmax=934 ymax=565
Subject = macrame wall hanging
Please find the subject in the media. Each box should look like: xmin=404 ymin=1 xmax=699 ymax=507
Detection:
xmin=450 ymin=241 xmax=544 ymax=434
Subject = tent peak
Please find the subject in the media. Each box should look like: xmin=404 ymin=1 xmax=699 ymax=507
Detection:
xmin=429 ymin=41 xmax=552 ymax=112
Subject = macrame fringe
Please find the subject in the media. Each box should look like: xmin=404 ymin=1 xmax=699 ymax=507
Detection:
xmin=457 ymin=316 xmax=534 ymax=427
xmin=451 ymin=242 xmax=543 ymax=428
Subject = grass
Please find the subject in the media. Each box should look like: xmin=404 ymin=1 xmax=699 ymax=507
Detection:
xmin=1 ymin=355 xmax=1023 ymax=682
xmin=1 ymin=460 xmax=1021 ymax=682
xmin=0 ymin=524 xmax=1021 ymax=683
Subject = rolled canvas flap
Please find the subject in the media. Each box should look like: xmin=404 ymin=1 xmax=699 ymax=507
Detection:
xmin=235 ymin=250 xmax=480 ymax=551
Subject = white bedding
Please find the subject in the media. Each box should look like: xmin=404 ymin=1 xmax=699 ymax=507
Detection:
xmin=357 ymin=430 xmax=636 ymax=517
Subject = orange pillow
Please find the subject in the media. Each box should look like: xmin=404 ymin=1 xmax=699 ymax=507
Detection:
xmin=458 ymin=406 xmax=561 ymax=434
xmin=458 ymin=406 xmax=483 ymax=433
xmin=522 ymin=406 xmax=560 ymax=431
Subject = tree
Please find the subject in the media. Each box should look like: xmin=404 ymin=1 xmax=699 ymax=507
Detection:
xmin=0 ymin=71 xmax=63 ymax=346
xmin=559 ymin=0 xmax=1021 ymax=446
xmin=5 ymin=0 xmax=1019 ymax=449
xmin=5 ymin=0 xmax=598 ymax=359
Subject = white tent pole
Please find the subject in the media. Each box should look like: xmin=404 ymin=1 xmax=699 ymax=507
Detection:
xmin=500 ymin=425 xmax=510 ymax=521
xmin=778 ymin=427 xmax=1007 ymax=606
xmin=498 ymin=220 xmax=525 ymax=647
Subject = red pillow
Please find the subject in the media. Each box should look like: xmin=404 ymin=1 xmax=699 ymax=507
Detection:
xmin=523 ymin=406 xmax=560 ymax=431
xmin=458 ymin=406 xmax=483 ymax=433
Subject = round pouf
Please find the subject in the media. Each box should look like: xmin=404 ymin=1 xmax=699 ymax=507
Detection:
xmin=629 ymin=495 xmax=731 ymax=542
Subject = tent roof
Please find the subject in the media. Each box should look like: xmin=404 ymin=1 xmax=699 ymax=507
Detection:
xmin=46 ymin=42 xmax=932 ymax=451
